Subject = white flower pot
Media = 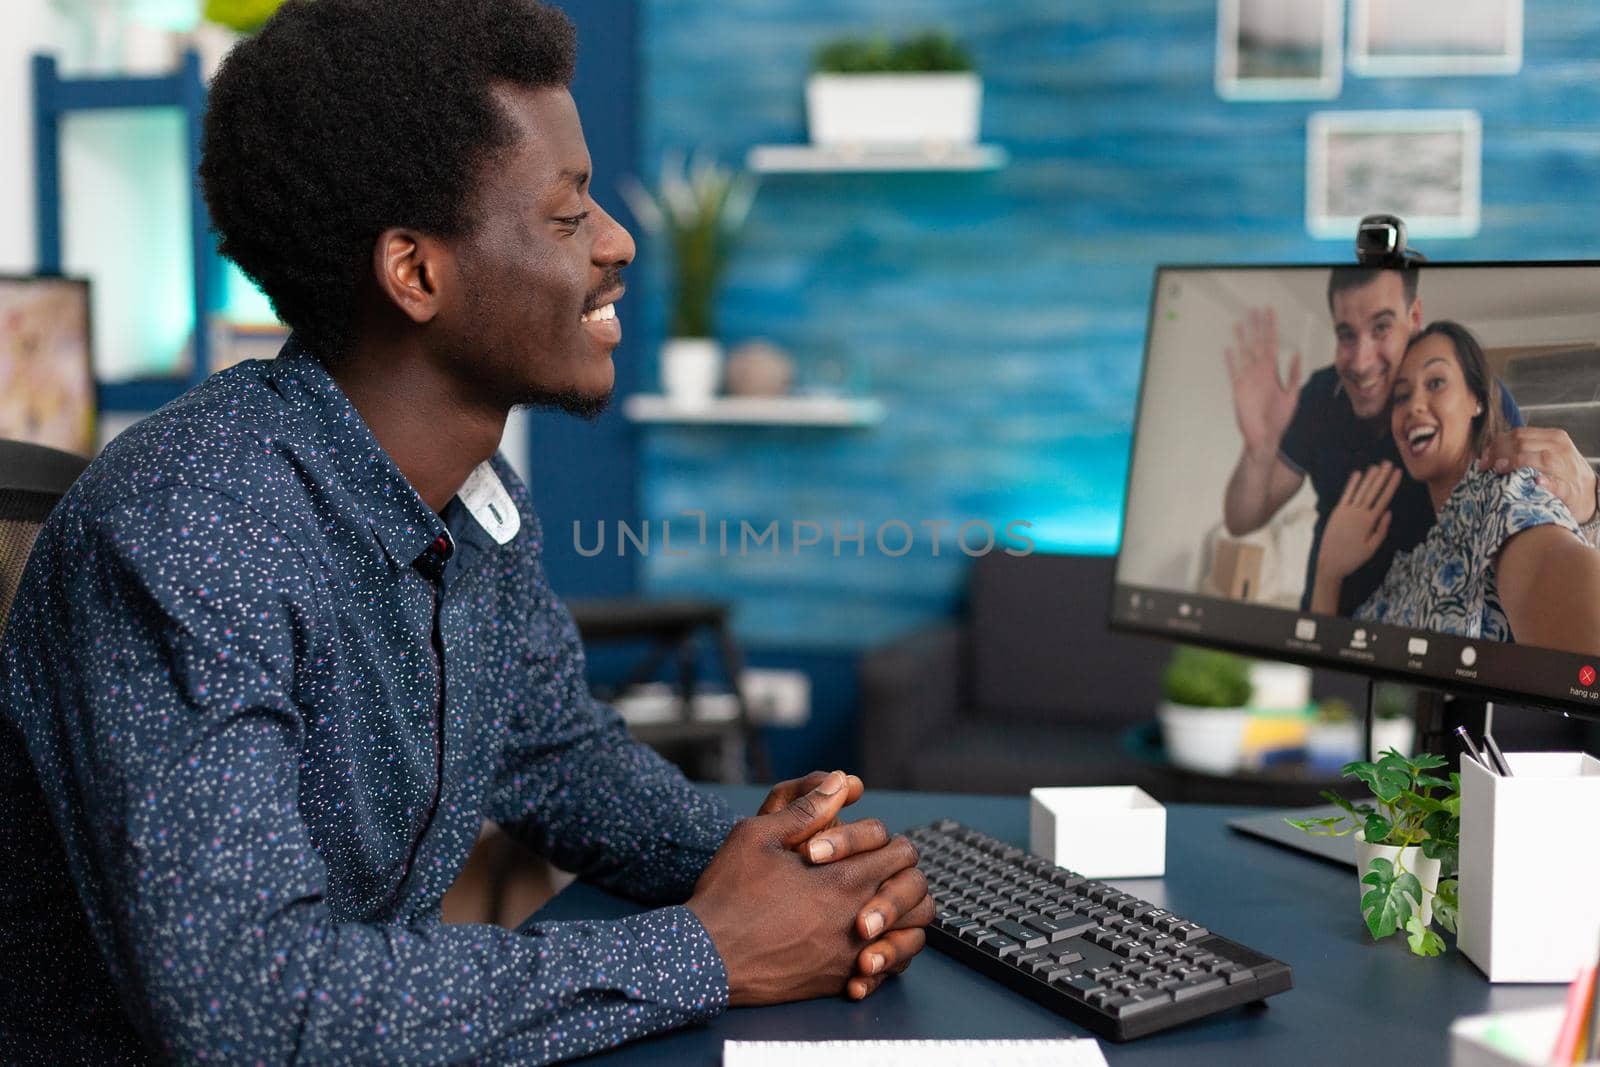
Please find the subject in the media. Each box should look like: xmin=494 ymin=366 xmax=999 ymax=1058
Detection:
xmin=805 ymin=73 xmax=982 ymax=148
xmin=1370 ymin=716 xmax=1415 ymax=760
xmin=1354 ymin=830 xmax=1441 ymax=928
xmin=1307 ymin=720 xmax=1362 ymax=770
xmin=1157 ymin=702 xmax=1250 ymax=776
xmin=659 ymin=338 xmax=721 ymax=403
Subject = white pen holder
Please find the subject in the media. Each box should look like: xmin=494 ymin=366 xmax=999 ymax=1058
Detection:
xmin=1458 ymin=752 xmax=1600 ymax=983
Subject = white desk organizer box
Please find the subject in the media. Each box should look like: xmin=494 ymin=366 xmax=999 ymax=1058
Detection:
xmin=1029 ymin=787 xmax=1166 ymax=878
xmin=1458 ymin=752 xmax=1600 ymax=983
xmin=1449 ymin=1005 xmax=1567 ymax=1067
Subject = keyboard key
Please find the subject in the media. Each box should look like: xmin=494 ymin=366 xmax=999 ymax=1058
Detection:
xmin=1171 ymin=975 xmax=1228 ymax=1001
xmin=1217 ymin=964 xmax=1254 ymax=985
xmin=1115 ymin=990 xmax=1174 ymax=1017
xmin=980 ymin=934 xmax=1022 ymax=958
xmin=1172 ymin=922 xmax=1210 ymax=943
xmin=992 ymin=920 xmax=1048 ymax=950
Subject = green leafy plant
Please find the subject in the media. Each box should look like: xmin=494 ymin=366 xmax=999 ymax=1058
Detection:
xmin=618 ymin=152 xmax=757 ymax=339
xmin=1314 ymin=697 xmax=1355 ymax=723
xmin=813 ymin=30 xmax=975 ymax=74
xmin=1288 ymin=750 xmax=1461 ymax=957
xmin=203 ymin=0 xmax=286 ymax=33
xmin=1160 ymin=646 xmax=1253 ymax=708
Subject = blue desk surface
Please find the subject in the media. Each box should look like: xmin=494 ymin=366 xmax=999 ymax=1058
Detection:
xmin=532 ymin=786 xmax=1562 ymax=1065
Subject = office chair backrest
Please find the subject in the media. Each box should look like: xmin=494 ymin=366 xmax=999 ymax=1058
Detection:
xmin=0 ymin=440 xmax=89 ymax=643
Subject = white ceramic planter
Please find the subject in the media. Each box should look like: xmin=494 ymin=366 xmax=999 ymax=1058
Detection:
xmin=1157 ymin=702 xmax=1250 ymax=776
xmin=805 ymin=73 xmax=982 ymax=148
xmin=659 ymin=338 xmax=721 ymax=403
xmin=1370 ymin=716 xmax=1415 ymax=760
xmin=1354 ymin=829 xmax=1441 ymax=927
xmin=1307 ymin=720 xmax=1362 ymax=769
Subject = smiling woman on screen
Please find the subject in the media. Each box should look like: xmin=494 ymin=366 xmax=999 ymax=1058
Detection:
xmin=1310 ymin=320 xmax=1600 ymax=654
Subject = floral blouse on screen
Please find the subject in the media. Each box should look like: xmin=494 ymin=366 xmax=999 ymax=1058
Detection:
xmin=1356 ymin=466 xmax=1583 ymax=641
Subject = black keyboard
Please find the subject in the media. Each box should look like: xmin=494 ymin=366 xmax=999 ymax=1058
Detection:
xmin=907 ymin=819 xmax=1292 ymax=1041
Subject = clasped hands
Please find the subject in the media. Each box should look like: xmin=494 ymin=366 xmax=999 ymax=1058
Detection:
xmin=687 ymin=769 xmax=932 ymax=1006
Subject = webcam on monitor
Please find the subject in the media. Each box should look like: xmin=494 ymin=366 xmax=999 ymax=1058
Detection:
xmin=1355 ymin=212 xmax=1426 ymax=269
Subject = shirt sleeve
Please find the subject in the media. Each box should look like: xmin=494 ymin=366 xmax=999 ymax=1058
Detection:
xmin=480 ymin=525 xmax=740 ymax=906
xmin=1276 ymin=377 xmax=1316 ymax=478
xmin=26 ymin=488 xmax=727 ymax=1065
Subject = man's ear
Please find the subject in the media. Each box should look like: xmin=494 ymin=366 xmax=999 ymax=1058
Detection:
xmin=1408 ymin=296 xmax=1423 ymax=334
xmin=371 ymin=228 xmax=452 ymax=325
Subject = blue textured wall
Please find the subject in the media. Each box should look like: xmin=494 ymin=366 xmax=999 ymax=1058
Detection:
xmin=631 ymin=0 xmax=1600 ymax=651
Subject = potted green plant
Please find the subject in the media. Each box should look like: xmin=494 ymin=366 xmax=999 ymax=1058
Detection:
xmin=619 ymin=152 xmax=758 ymax=403
xmin=193 ymin=0 xmax=286 ymax=79
xmin=1370 ymin=682 xmax=1416 ymax=759
xmin=807 ymin=30 xmax=981 ymax=150
xmin=1288 ymin=750 xmax=1460 ymax=957
xmin=1157 ymin=646 xmax=1254 ymax=776
xmin=1306 ymin=697 xmax=1360 ymax=770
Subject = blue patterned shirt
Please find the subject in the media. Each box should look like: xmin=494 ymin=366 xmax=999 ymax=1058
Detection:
xmin=0 ymin=340 xmax=738 ymax=1064
xmin=1357 ymin=466 xmax=1584 ymax=640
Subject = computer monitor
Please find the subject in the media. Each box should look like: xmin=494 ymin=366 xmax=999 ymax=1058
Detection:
xmin=1112 ymin=261 xmax=1600 ymax=721
xmin=0 ymin=276 xmax=95 ymax=458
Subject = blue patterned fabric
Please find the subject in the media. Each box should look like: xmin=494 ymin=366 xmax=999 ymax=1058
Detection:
xmin=0 ymin=340 xmax=738 ymax=1064
xmin=1357 ymin=466 xmax=1583 ymax=640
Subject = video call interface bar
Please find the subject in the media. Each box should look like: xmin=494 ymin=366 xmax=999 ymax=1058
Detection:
xmin=1111 ymin=583 xmax=1600 ymax=715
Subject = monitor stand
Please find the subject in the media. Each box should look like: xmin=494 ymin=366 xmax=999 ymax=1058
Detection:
xmin=1226 ymin=681 xmax=1484 ymax=867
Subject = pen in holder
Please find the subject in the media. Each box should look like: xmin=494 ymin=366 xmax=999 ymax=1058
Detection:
xmin=1458 ymin=752 xmax=1600 ymax=983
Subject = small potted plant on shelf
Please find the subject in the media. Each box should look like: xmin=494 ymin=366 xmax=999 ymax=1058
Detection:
xmin=1157 ymin=646 xmax=1254 ymax=776
xmin=1288 ymin=750 xmax=1460 ymax=957
xmin=1306 ymin=697 xmax=1360 ymax=771
xmin=807 ymin=30 xmax=981 ymax=151
xmin=193 ymin=0 xmax=285 ymax=78
xmin=1370 ymin=682 xmax=1417 ymax=759
xmin=619 ymin=152 xmax=758 ymax=404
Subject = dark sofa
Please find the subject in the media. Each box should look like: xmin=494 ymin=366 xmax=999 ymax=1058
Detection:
xmin=859 ymin=552 xmax=1383 ymax=803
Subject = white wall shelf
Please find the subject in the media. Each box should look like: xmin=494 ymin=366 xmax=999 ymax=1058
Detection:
xmin=623 ymin=394 xmax=886 ymax=427
xmin=746 ymin=143 xmax=1008 ymax=174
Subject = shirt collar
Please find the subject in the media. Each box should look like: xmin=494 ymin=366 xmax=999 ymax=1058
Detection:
xmin=265 ymin=337 xmax=449 ymax=571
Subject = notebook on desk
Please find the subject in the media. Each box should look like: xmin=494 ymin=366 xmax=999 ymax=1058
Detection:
xmin=1226 ymin=804 xmax=1356 ymax=867
xmin=724 ymin=1039 xmax=1108 ymax=1067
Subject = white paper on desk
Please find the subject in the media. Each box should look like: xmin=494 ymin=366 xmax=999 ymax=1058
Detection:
xmin=723 ymin=1038 xmax=1108 ymax=1067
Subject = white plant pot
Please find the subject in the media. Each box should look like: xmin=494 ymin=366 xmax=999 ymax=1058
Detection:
xmin=1354 ymin=830 xmax=1441 ymax=928
xmin=659 ymin=338 xmax=722 ymax=403
xmin=1307 ymin=720 xmax=1362 ymax=770
xmin=1157 ymin=702 xmax=1250 ymax=776
xmin=805 ymin=73 xmax=982 ymax=148
xmin=1370 ymin=716 xmax=1415 ymax=760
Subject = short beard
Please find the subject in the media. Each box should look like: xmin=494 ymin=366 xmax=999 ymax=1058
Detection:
xmin=515 ymin=387 xmax=613 ymax=422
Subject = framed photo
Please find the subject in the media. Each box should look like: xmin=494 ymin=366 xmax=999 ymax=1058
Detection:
xmin=1350 ymin=0 xmax=1522 ymax=76
xmin=1216 ymin=0 xmax=1343 ymax=100
xmin=1306 ymin=110 xmax=1482 ymax=240
xmin=0 ymin=276 xmax=95 ymax=457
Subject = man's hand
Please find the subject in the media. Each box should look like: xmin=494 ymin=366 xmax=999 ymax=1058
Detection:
xmin=1223 ymin=307 xmax=1304 ymax=460
xmin=688 ymin=771 xmax=925 ymax=1007
xmin=1311 ymin=462 xmax=1400 ymax=613
xmin=755 ymin=771 xmax=933 ymax=999
xmin=1479 ymin=427 xmax=1598 ymax=525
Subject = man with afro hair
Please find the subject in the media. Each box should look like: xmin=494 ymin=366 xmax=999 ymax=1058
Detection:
xmin=0 ymin=1 xmax=929 ymax=1061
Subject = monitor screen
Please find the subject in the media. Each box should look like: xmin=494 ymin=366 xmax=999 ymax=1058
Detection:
xmin=0 ymin=276 xmax=94 ymax=458
xmin=1112 ymin=262 xmax=1600 ymax=717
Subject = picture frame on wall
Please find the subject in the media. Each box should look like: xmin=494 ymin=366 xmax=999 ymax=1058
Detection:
xmin=1216 ymin=0 xmax=1344 ymax=100
xmin=1350 ymin=0 xmax=1523 ymax=76
xmin=1306 ymin=110 xmax=1482 ymax=239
